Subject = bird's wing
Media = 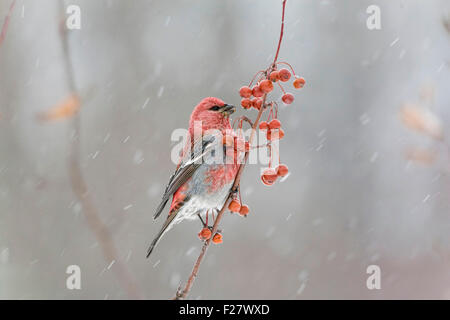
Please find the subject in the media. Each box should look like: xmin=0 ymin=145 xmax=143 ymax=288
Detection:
xmin=153 ymin=133 xmax=218 ymax=220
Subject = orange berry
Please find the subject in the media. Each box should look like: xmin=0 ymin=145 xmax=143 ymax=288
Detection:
xmin=252 ymin=98 xmax=262 ymax=110
xmin=269 ymin=119 xmax=281 ymax=129
xmin=228 ymin=199 xmax=241 ymax=213
xmin=267 ymin=128 xmax=285 ymax=141
xmin=269 ymin=71 xmax=280 ymax=82
xmin=239 ymin=86 xmax=252 ymax=98
xmin=259 ymin=121 xmax=269 ymax=130
xmin=239 ymin=205 xmax=250 ymax=216
xmin=259 ymin=79 xmax=274 ymax=93
xmin=261 ymin=168 xmax=278 ymax=186
xmin=281 ymin=93 xmax=294 ymax=104
xmin=276 ymin=164 xmax=289 ymax=177
xmin=198 ymin=227 xmax=212 ymax=241
xmin=278 ymin=68 xmax=291 ymax=82
xmin=212 ymin=233 xmax=223 ymax=244
xmin=241 ymin=98 xmax=252 ymax=109
xmin=222 ymin=134 xmax=234 ymax=147
xmin=266 ymin=130 xmax=272 ymax=141
xmin=252 ymin=84 xmax=264 ymax=98
xmin=293 ymin=77 xmax=305 ymax=89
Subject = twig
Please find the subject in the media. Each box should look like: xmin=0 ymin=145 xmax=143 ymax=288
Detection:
xmin=173 ymin=0 xmax=288 ymax=300
xmin=272 ymin=0 xmax=286 ymax=66
xmin=58 ymin=1 xmax=143 ymax=299
xmin=0 ymin=0 xmax=16 ymax=48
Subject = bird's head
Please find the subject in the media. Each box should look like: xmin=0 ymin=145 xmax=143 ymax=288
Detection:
xmin=189 ymin=97 xmax=236 ymax=134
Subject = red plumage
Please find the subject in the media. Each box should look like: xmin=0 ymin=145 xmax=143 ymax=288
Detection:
xmin=147 ymin=97 xmax=239 ymax=257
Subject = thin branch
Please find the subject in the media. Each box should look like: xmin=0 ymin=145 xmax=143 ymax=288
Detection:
xmin=173 ymin=0 xmax=288 ymax=300
xmin=58 ymin=2 xmax=143 ymax=299
xmin=272 ymin=0 xmax=287 ymax=66
xmin=0 ymin=0 xmax=16 ymax=48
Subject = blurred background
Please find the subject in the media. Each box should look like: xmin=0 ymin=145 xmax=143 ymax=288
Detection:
xmin=1 ymin=0 xmax=450 ymax=299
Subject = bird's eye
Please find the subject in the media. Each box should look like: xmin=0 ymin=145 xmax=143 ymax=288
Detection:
xmin=209 ymin=105 xmax=221 ymax=111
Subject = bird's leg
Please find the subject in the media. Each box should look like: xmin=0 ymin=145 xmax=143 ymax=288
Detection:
xmin=197 ymin=213 xmax=206 ymax=227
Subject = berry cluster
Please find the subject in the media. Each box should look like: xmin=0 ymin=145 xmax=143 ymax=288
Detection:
xmin=259 ymin=119 xmax=284 ymax=141
xmin=198 ymin=227 xmax=223 ymax=244
xmin=239 ymin=65 xmax=305 ymax=110
xmin=261 ymin=164 xmax=288 ymax=186
xmin=258 ymin=109 xmax=288 ymax=186
xmin=237 ymin=63 xmax=303 ymax=188
xmin=197 ymin=40 xmax=305 ymax=245
xmin=228 ymin=199 xmax=250 ymax=217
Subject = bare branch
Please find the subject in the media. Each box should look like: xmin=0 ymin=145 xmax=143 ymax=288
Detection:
xmin=58 ymin=1 xmax=143 ymax=299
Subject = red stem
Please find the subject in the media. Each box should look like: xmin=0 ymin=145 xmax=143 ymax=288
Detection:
xmin=277 ymin=61 xmax=297 ymax=76
xmin=277 ymin=81 xmax=286 ymax=94
xmin=248 ymin=70 xmax=266 ymax=87
xmin=272 ymin=0 xmax=287 ymax=66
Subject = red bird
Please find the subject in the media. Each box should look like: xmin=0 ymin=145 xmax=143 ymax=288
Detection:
xmin=147 ymin=97 xmax=238 ymax=257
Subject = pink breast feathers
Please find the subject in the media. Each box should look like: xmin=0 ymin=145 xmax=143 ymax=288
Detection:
xmin=205 ymin=164 xmax=238 ymax=193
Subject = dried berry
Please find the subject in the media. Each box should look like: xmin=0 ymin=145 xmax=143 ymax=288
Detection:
xmin=239 ymin=205 xmax=250 ymax=216
xmin=212 ymin=233 xmax=223 ymax=244
xmin=269 ymin=119 xmax=281 ymax=129
xmin=228 ymin=199 xmax=241 ymax=213
xmin=293 ymin=77 xmax=305 ymax=89
xmin=259 ymin=79 xmax=274 ymax=93
xmin=261 ymin=168 xmax=278 ymax=186
xmin=252 ymin=84 xmax=264 ymax=98
xmin=278 ymin=68 xmax=291 ymax=82
xmin=239 ymin=86 xmax=253 ymax=98
xmin=266 ymin=129 xmax=272 ymax=141
xmin=259 ymin=121 xmax=269 ymax=130
xmin=241 ymin=98 xmax=252 ymax=109
xmin=269 ymin=71 xmax=280 ymax=82
xmin=198 ymin=227 xmax=212 ymax=241
xmin=267 ymin=128 xmax=285 ymax=141
xmin=252 ymin=98 xmax=263 ymax=110
xmin=276 ymin=164 xmax=289 ymax=177
xmin=281 ymin=93 xmax=294 ymax=104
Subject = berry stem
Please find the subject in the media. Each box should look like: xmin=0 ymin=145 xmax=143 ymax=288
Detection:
xmin=273 ymin=102 xmax=279 ymax=118
xmin=268 ymin=144 xmax=273 ymax=168
xmin=277 ymin=61 xmax=297 ymax=76
xmin=272 ymin=0 xmax=287 ymax=66
xmin=238 ymin=185 xmax=242 ymax=205
xmin=277 ymin=81 xmax=286 ymax=94
xmin=248 ymin=70 xmax=266 ymax=87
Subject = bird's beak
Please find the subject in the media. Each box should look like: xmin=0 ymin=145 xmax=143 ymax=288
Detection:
xmin=220 ymin=104 xmax=236 ymax=116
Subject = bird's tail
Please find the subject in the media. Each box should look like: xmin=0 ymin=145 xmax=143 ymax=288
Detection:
xmin=146 ymin=213 xmax=177 ymax=258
